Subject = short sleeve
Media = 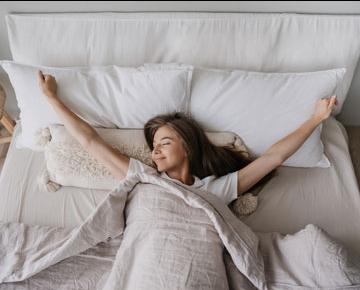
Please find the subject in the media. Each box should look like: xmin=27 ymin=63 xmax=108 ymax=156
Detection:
xmin=201 ymin=171 xmax=238 ymax=205
xmin=126 ymin=157 xmax=158 ymax=178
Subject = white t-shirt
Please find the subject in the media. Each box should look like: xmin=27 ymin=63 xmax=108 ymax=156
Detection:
xmin=126 ymin=157 xmax=238 ymax=205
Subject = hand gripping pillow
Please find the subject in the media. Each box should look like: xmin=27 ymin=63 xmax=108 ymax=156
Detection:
xmin=190 ymin=67 xmax=346 ymax=168
xmin=0 ymin=61 xmax=193 ymax=150
xmin=37 ymin=124 xmax=248 ymax=190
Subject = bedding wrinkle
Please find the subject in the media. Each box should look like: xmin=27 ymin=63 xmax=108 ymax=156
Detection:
xmin=184 ymin=254 xmax=195 ymax=286
xmin=61 ymin=194 xmax=66 ymax=228
xmin=1 ymin=173 xmax=360 ymax=288
xmin=311 ymin=226 xmax=319 ymax=286
xmin=267 ymin=234 xmax=300 ymax=284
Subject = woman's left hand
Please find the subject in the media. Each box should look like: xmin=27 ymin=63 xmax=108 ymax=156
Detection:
xmin=312 ymin=95 xmax=338 ymax=123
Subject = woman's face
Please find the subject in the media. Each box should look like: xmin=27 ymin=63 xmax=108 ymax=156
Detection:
xmin=151 ymin=125 xmax=188 ymax=172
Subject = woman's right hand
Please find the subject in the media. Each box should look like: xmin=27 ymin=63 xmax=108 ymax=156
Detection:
xmin=38 ymin=70 xmax=57 ymax=99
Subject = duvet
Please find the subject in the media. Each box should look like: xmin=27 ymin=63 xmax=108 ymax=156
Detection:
xmin=0 ymin=173 xmax=359 ymax=290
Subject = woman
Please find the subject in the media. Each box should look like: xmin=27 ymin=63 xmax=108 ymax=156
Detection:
xmin=38 ymin=70 xmax=337 ymax=205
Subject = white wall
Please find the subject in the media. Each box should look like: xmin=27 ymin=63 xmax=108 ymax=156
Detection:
xmin=1 ymin=1 xmax=360 ymax=125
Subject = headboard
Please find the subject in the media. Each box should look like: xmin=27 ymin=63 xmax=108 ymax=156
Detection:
xmin=5 ymin=12 xmax=360 ymax=115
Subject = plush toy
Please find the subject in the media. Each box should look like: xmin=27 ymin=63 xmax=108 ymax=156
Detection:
xmin=230 ymin=193 xmax=258 ymax=216
xmin=36 ymin=125 xmax=258 ymax=216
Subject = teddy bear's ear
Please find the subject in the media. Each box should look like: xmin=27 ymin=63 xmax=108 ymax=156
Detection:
xmin=35 ymin=127 xmax=51 ymax=148
xmin=229 ymin=193 xmax=258 ymax=217
xmin=38 ymin=166 xmax=61 ymax=192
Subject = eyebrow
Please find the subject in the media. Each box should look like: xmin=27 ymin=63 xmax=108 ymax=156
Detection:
xmin=153 ymin=137 xmax=174 ymax=144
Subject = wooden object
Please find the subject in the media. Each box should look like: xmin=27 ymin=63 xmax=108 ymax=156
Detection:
xmin=0 ymin=84 xmax=15 ymax=144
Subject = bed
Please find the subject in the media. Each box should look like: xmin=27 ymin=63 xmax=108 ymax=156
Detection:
xmin=1 ymin=12 xmax=360 ymax=289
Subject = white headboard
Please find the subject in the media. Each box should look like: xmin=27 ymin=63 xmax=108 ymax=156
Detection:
xmin=5 ymin=12 xmax=360 ymax=115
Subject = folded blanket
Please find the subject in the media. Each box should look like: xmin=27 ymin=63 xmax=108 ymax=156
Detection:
xmin=0 ymin=173 xmax=359 ymax=290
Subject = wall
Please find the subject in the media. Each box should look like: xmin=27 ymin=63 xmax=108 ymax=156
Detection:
xmin=0 ymin=1 xmax=360 ymax=125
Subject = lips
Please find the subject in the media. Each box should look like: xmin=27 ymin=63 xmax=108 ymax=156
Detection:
xmin=155 ymin=157 xmax=166 ymax=161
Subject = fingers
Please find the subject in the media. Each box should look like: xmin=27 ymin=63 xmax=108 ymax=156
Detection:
xmin=329 ymin=95 xmax=337 ymax=108
xmin=320 ymin=95 xmax=337 ymax=106
xmin=325 ymin=95 xmax=337 ymax=114
xmin=38 ymin=70 xmax=45 ymax=82
xmin=38 ymin=70 xmax=54 ymax=82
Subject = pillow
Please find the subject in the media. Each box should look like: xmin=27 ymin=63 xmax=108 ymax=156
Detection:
xmin=190 ymin=67 xmax=346 ymax=168
xmin=37 ymin=124 xmax=249 ymax=192
xmin=0 ymin=61 xmax=193 ymax=150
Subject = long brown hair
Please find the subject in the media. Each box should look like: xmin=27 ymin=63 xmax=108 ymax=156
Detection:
xmin=144 ymin=112 xmax=276 ymax=193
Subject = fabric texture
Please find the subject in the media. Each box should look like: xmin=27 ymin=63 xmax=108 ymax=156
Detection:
xmin=37 ymin=124 xmax=248 ymax=194
xmin=0 ymin=172 xmax=267 ymax=290
xmin=191 ymin=67 xmax=346 ymax=168
xmin=0 ymin=61 xmax=193 ymax=150
xmin=2 ymin=117 xmax=360 ymax=257
xmin=6 ymin=12 xmax=360 ymax=115
xmin=1 ymin=173 xmax=360 ymax=290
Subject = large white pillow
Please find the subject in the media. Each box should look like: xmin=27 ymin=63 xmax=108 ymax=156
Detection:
xmin=190 ymin=67 xmax=346 ymax=167
xmin=0 ymin=61 xmax=193 ymax=150
xmin=37 ymin=124 xmax=248 ymax=192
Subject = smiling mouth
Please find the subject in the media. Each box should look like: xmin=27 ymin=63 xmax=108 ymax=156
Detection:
xmin=156 ymin=158 xmax=166 ymax=161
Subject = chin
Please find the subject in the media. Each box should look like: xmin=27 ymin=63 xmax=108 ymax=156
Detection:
xmin=156 ymin=165 xmax=166 ymax=171
xmin=154 ymin=163 xmax=163 ymax=172
xmin=156 ymin=164 xmax=171 ymax=173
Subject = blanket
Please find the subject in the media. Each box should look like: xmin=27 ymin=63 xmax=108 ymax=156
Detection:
xmin=0 ymin=173 xmax=359 ymax=290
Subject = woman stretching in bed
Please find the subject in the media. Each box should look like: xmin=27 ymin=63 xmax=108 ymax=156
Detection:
xmin=38 ymin=71 xmax=337 ymax=205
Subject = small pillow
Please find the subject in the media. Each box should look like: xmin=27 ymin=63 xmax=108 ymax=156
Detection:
xmin=37 ymin=124 xmax=249 ymax=192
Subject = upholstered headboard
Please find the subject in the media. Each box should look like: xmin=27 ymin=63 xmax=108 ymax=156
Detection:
xmin=5 ymin=12 xmax=360 ymax=115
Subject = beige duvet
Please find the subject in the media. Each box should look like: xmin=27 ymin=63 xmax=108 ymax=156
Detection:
xmin=1 ymin=173 xmax=360 ymax=290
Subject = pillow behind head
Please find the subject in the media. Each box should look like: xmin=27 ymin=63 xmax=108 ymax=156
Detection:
xmin=190 ymin=67 xmax=346 ymax=168
xmin=37 ymin=124 xmax=248 ymax=192
xmin=0 ymin=61 xmax=193 ymax=151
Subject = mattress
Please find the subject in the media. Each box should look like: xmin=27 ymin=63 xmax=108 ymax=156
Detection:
xmin=0 ymin=117 xmax=360 ymax=255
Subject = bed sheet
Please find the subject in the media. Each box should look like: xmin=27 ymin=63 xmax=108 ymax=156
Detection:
xmin=0 ymin=123 xmax=109 ymax=228
xmin=0 ymin=117 xmax=359 ymax=255
xmin=240 ymin=117 xmax=360 ymax=254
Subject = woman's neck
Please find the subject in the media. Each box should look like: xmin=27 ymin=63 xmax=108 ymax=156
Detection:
xmin=166 ymin=170 xmax=195 ymax=186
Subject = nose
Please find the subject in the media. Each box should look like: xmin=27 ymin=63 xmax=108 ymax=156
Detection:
xmin=153 ymin=144 xmax=161 ymax=154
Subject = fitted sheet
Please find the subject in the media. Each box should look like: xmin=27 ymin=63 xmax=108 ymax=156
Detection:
xmin=0 ymin=123 xmax=109 ymax=228
xmin=240 ymin=117 xmax=360 ymax=254
xmin=0 ymin=117 xmax=359 ymax=255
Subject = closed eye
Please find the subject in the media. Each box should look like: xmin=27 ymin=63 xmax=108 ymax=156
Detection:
xmin=153 ymin=137 xmax=174 ymax=147
xmin=152 ymin=142 xmax=171 ymax=150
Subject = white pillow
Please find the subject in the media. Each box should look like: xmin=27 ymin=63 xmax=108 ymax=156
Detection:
xmin=37 ymin=124 xmax=249 ymax=192
xmin=190 ymin=67 xmax=346 ymax=168
xmin=0 ymin=61 xmax=193 ymax=150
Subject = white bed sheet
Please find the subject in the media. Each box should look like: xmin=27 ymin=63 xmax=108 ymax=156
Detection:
xmin=240 ymin=116 xmax=360 ymax=254
xmin=0 ymin=117 xmax=360 ymax=255
xmin=0 ymin=123 xmax=109 ymax=228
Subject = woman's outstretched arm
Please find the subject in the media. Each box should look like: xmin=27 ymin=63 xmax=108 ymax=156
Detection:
xmin=265 ymin=95 xmax=337 ymax=162
xmin=38 ymin=71 xmax=130 ymax=181
xmin=236 ymin=96 xmax=337 ymax=195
